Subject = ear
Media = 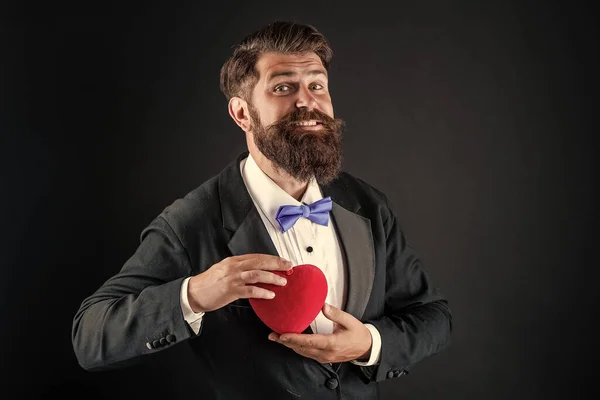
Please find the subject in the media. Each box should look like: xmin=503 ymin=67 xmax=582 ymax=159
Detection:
xmin=228 ymin=97 xmax=252 ymax=132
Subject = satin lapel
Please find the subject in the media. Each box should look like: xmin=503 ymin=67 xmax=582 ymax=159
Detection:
xmin=219 ymin=151 xmax=276 ymax=257
xmin=227 ymin=207 xmax=278 ymax=258
xmin=329 ymin=202 xmax=375 ymax=321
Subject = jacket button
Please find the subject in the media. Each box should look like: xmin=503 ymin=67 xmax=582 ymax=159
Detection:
xmin=146 ymin=342 xmax=153 ymax=350
xmin=393 ymin=370 xmax=401 ymax=377
xmin=166 ymin=334 xmax=176 ymax=343
xmin=152 ymin=340 xmax=160 ymax=348
xmin=387 ymin=370 xmax=395 ymax=379
xmin=325 ymin=378 xmax=338 ymax=390
xmin=160 ymin=337 xmax=167 ymax=345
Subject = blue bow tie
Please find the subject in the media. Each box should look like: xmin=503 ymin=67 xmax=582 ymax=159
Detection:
xmin=275 ymin=197 xmax=333 ymax=233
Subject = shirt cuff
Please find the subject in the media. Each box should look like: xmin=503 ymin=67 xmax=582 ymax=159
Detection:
xmin=350 ymin=323 xmax=382 ymax=366
xmin=180 ymin=277 xmax=204 ymax=335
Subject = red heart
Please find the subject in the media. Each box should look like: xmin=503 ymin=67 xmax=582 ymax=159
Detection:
xmin=249 ymin=264 xmax=328 ymax=334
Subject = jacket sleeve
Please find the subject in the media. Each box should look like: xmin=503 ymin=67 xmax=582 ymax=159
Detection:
xmin=71 ymin=215 xmax=197 ymax=371
xmin=361 ymin=197 xmax=453 ymax=382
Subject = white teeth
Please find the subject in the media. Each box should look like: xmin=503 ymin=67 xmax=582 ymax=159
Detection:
xmin=296 ymin=121 xmax=318 ymax=126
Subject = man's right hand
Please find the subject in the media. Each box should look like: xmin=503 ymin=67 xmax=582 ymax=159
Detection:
xmin=187 ymin=254 xmax=292 ymax=313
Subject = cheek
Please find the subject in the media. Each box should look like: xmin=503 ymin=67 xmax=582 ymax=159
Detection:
xmin=264 ymin=105 xmax=291 ymax=126
xmin=273 ymin=108 xmax=297 ymax=125
xmin=320 ymin=101 xmax=335 ymax=118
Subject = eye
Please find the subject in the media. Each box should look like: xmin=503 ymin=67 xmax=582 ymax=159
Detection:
xmin=274 ymin=85 xmax=291 ymax=93
xmin=310 ymin=83 xmax=324 ymax=90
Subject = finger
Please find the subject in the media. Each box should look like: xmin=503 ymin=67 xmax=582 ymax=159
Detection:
xmin=238 ymin=270 xmax=287 ymax=286
xmin=226 ymin=253 xmax=264 ymax=264
xmin=238 ymin=255 xmax=292 ymax=271
xmin=239 ymin=284 xmax=275 ymax=300
xmin=279 ymin=342 xmax=329 ymax=362
xmin=273 ymin=338 xmax=307 ymax=353
xmin=270 ymin=334 xmax=333 ymax=362
xmin=321 ymin=303 xmax=353 ymax=328
xmin=278 ymin=333 xmax=333 ymax=350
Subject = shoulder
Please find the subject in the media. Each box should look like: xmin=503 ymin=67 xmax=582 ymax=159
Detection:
xmin=138 ymin=172 xmax=222 ymax=243
xmin=159 ymin=174 xmax=221 ymax=225
xmin=326 ymin=171 xmax=395 ymax=223
xmin=334 ymin=171 xmax=388 ymax=203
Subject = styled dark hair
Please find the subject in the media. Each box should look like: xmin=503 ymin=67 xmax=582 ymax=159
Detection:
xmin=219 ymin=21 xmax=333 ymax=102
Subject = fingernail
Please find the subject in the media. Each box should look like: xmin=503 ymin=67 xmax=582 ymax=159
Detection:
xmin=268 ymin=292 xmax=275 ymax=299
xmin=279 ymin=278 xmax=287 ymax=285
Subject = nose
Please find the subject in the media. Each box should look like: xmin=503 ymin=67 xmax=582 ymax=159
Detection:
xmin=295 ymin=85 xmax=318 ymax=110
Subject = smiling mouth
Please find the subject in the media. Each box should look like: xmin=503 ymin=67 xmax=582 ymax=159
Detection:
xmin=294 ymin=120 xmax=322 ymax=127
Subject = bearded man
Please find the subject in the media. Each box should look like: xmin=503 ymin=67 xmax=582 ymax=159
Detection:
xmin=72 ymin=21 xmax=452 ymax=399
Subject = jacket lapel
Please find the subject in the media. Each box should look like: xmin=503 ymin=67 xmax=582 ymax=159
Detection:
xmin=227 ymin=207 xmax=278 ymax=257
xmin=322 ymin=179 xmax=376 ymax=321
xmin=218 ymin=151 xmax=278 ymax=261
xmin=329 ymin=203 xmax=375 ymax=321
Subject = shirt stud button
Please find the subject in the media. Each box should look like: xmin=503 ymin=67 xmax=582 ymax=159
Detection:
xmin=306 ymin=246 xmax=313 ymax=253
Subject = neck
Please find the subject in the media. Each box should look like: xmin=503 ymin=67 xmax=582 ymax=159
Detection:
xmin=250 ymin=150 xmax=308 ymax=201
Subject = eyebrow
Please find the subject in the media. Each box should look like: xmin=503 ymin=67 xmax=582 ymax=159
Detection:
xmin=267 ymin=69 xmax=328 ymax=82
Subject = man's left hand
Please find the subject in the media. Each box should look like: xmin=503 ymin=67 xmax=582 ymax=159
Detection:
xmin=268 ymin=303 xmax=372 ymax=364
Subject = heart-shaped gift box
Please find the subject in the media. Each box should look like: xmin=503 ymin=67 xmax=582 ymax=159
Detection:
xmin=249 ymin=264 xmax=328 ymax=334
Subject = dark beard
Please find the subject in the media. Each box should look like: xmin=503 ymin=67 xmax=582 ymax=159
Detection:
xmin=249 ymin=106 xmax=345 ymax=185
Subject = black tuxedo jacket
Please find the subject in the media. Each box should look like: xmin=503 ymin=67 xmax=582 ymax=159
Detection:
xmin=72 ymin=152 xmax=452 ymax=399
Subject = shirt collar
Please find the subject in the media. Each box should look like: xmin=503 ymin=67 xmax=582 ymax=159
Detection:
xmin=241 ymin=153 xmax=324 ymax=231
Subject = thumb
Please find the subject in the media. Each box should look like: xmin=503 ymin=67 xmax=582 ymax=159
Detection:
xmin=322 ymin=303 xmax=351 ymax=327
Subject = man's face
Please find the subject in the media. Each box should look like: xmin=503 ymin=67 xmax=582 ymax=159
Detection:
xmin=247 ymin=52 xmax=345 ymax=184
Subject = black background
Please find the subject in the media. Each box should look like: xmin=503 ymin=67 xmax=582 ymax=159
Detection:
xmin=1 ymin=0 xmax=597 ymax=398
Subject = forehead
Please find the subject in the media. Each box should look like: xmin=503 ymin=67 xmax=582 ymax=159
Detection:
xmin=255 ymin=52 xmax=326 ymax=81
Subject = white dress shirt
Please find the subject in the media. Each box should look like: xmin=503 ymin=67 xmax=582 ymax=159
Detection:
xmin=179 ymin=153 xmax=381 ymax=365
